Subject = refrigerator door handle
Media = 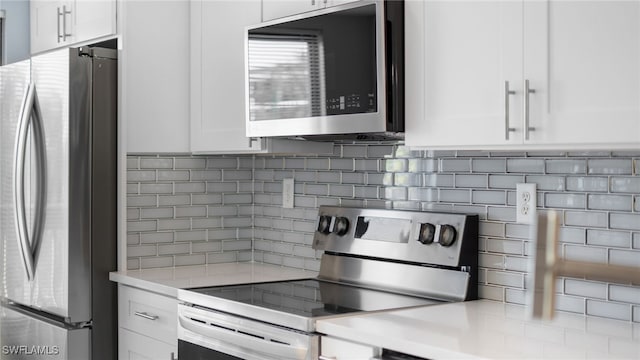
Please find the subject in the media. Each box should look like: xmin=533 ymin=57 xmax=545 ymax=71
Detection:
xmin=13 ymin=82 xmax=47 ymax=281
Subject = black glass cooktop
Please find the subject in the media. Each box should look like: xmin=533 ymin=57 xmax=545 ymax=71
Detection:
xmin=187 ymin=279 xmax=441 ymax=319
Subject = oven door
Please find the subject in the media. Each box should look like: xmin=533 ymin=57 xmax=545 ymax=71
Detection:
xmin=178 ymin=304 xmax=319 ymax=360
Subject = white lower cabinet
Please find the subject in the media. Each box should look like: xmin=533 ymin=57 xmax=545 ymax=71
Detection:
xmin=320 ymin=336 xmax=380 ymax=359
xmin=118 ymin=284 xmax=177 ymax=360
xmin=119 ymin=328 xmax=176 ymax=360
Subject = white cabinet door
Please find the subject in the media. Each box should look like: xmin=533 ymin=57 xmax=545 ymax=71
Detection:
xmin=405 ymin=0 xmax=523 ymax=148
xmin=262 ymin=0 xmax=319 ymax=22
xmin=406 ymin=0 xmax=640 ymax=149
xmin=262 ymin=0 xmax=360 ymax=22
xmin=190 ymin=0 xmax=264 ymax=153
xmin=72 ymin=0 xmax=116 ymax=46
xmin=524 ymin=0 xmax=640 ymax=147
xmin=118 ymin=285 xmax=177 ymax=360
xmin=191 ymin=0 xmax=334 ymax=155
xmin=30 ymin=0 xmax=63 ymax=54
xmin=30 ymin=0 xmax=115 ymax=54
xmin=121 ymin=0 xmax=190 ymax=153
xmin=118 ymin=328 xmax=176 ymax=360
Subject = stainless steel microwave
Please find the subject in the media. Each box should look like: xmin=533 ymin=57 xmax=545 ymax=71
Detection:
xmin=244 ymin=0 xmax=404 ymax=140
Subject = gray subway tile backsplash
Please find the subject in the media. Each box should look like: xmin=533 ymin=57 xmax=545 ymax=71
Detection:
xmin=566 ymin=176 xmax=609 ymax=192
xmin=588 ymin=159 xmax=633 ymax=175
xmin=127 ymin=149 xmax=640 ymax=322
xmin=586 ymin=299 xmax=631 ymax=321
xmin=565 ymin=279 xmax=607 ymax=300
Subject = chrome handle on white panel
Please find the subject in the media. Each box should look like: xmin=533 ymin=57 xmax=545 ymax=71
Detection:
xmin=57 ymin=7 xmax=63 ymax=42
xmin=524 ymin=79 xmax=536 ymax=140
xmin=61 ymin=5 xmax=72 ymax=41
xmin=134 ymin=311 xmax=159 ymax=321
xmin=504 ymin=81 xmax=516 ymax=140
xmin=319 ymin=356 xmax=337 ymax=360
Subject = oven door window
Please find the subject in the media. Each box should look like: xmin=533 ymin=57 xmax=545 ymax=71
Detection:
xmin=179 ymin=340 xmax=242 ymax=360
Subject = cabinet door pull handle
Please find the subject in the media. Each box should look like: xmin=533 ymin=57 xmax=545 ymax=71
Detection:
xmin=59 ymin=5 xmax=72 ymax=41
xmin=318 ymin=356 xmax=337 ymax=360
xmin=134 ymin=311 xmax=159 ymax=321
xmin=524 ymin=79 xmax=536 ymax=140
xmin=57 ymin=7 xmax=63 ymax=42
xmin=504 ymin=81 xmax=516 ymax=140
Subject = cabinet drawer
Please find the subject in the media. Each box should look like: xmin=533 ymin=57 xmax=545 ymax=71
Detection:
xmin=118 ymin=327 xmax=177 ymax=360
xmin=118 ymin=284 xmax=177 ymax=345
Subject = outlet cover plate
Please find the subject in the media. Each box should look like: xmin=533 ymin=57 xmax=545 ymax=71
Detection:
xmin=516 ymin=183 xmax=537 ymax=224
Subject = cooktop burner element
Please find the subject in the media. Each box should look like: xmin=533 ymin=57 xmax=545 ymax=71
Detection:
xmin=186 ymin=279 xmax=441 ymax=320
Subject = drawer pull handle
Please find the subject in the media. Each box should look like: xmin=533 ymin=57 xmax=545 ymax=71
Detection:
xmin=134 ymin=311 xmax=159 ymax=321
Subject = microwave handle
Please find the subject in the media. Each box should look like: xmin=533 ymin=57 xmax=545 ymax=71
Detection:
xmin=384 ymin=0 xmax=404 ymax=131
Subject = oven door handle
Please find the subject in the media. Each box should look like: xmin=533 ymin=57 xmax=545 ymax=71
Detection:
xmin=179 ymin=314 xmax=308 ymax=360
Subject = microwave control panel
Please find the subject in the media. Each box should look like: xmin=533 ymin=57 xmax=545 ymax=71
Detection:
xmin=326 ymin=93 xmax=375 ymax=114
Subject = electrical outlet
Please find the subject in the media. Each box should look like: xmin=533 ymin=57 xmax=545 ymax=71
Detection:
xmin=516 ymin=183 xmax=537 ymax=224
xmin=282 ymin=178 xmax=294 ymax=208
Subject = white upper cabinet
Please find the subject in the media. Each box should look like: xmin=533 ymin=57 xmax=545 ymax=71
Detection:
xmin=406 ymin=0 xmax=640 ymax=149
xmin=405 ymin=1 xmax=523 ymax=148
xmin=263 ymin=0 xmax=318 ymax=21
xmin=121 ymin=0 xmax=190 ymax=153
xmin=524 ymin=1 xmax=640 ymax=146
xmin=30 ymin=0 xmax=116 ymax=54
xmin=262 ymin=0 xmax=360 ymax=22
xmin=190 ymin=0 xmax=262 ymax=153
xmin=190 ymin=0 xmax=333 ymax=154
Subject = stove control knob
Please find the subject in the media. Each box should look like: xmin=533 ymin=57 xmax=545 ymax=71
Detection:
xmin=438 ymin=225 xmax=457 ymax=247
xmin=333 ymin=217 xmax=350 ymax=236
xmin=417 ymin=223 xmax=436 ymax=244
xmin=317 ymin=215 xmax=332 ymax=234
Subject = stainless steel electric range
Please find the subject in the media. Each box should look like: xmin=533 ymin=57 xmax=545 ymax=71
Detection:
xmin=177 ymin=206 xmax=478 ymax=360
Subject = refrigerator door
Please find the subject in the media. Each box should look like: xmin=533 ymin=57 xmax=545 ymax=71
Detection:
xmin=0 ymin=58 xmax=33 ymax=306
xmin=0 ymin=304 xmax=89 ymax=360
xmin=28 ymin=48 xmax=91 ymax=322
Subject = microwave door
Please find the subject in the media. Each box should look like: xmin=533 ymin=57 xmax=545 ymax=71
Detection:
xmin=246 ymin=1 xmax=391 ymax=138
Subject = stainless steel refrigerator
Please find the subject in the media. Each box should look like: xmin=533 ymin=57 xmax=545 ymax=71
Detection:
xmin=0 ymin=46 xmax=117 ymax=360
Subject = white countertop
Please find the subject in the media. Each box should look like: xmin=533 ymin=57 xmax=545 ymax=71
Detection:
xmin=109 ymin=262 xmax=317 ymax=297
xmin=316 ymin=299 xmax=640 ymax=359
